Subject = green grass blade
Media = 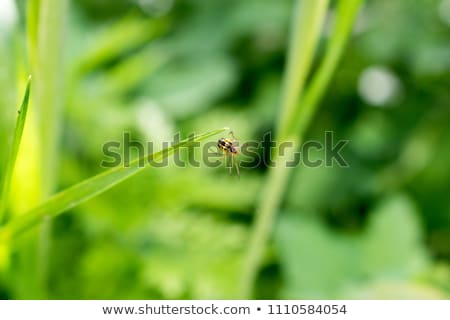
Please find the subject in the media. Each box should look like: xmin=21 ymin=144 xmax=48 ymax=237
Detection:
xmin=240 ymin=0 xmax=364 ymax=299
xmin=240 ymin=0 xmax=330 ymax=299
xmin=31 ymin=0 xmax=69 ymax=297
xmin=293 ymin=0 xmax=364 ymax=136
xmin=26 ymin=0 xmax=40 ymax=69
xmin=0 ymin=127 xmax=228 ymax=241
xmin=0 ymin=76 xmax=32 ymax=225
xmin=276 ymin=0 xmax=330 ymax=140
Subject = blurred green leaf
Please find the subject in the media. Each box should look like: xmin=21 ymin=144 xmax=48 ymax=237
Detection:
xmin=276 ymin=213 xmax=360 ymax=299
xmin=139 ymin=211 xmax=247 ymax=299
xmin=361 ymin=194 xmax=429 ymax=278
xmin=144 ymin=56 xmax=238 ymax=118
xmin=276 ymin=194 xmax=432 ymax=299
xmin=74 ymin=16 xmax=169 ymax=76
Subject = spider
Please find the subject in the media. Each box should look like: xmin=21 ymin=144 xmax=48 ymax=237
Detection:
xmin=210 ymin=131 xmax=240 ymax=176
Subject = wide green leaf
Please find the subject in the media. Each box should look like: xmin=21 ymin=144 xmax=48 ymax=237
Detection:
xmin=275 ymin=194 xmax=431 ymax=299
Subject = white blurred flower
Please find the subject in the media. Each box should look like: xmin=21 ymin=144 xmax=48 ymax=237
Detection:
xmin=358 ymin=66 xmax=402 ymax=107
xmin=438 ymin=0 xmax=450 ymax=26
xmin=0 ymin=0 xmax=17 ymax=32
xmin=137 ymin=0 xmax=174 ymax=16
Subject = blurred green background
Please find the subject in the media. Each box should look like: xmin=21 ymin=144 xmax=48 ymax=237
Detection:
xmin=0 ymin=0 xmax=449 ymax=299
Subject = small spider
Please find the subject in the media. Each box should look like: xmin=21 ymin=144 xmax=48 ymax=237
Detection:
xmin=210 ymin=131 xmax=240 ymax=176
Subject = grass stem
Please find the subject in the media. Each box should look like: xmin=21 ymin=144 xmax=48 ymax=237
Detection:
xmin=30 ymin=0 xmax=69 ymax=298
xmin=240 ymin=0 xmax=363 ymax=299
xmin=240 ymin=0 xmax=330 ymax=298
xmin=277 ymin=0 xmax=331 ymax=140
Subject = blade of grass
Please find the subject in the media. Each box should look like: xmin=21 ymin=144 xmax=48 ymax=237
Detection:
xmin=240 ymin=0 xmax=363 ymax=299
xmin=276 ymin=0 xmax=330 ymax=140
xmin=0 ymin=76 xmax=32 ymax=225
xmin=26 ymin=0 xmax=40 ymax=70
xmin=35 ymin=0 xmax=68 ymax=199
xmin=293 ymin=0 xmax=364 ymax=137
xmin=240 ymin=0 xmax=330 ymax=299
xmin=32 ymin=0 xmax=69 ymax=297
xmin=0 ymin=127 xmax=228 ymax=242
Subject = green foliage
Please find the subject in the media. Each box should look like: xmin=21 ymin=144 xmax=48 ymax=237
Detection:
xmin=276 ymin=194 xmax=436 ymax=299
xmin=0 ymin=0 xmax=448 ymax=300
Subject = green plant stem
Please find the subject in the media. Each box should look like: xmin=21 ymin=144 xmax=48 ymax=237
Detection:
xmin=293 ymin=0 xmax=364 ymax=137
xmin=0 ymin=77 xmax=32 ymax=225
xmin=0 ymin=127 xmax=228 ymax=242
xmin=35 ymin=0 xmax=67 ymax=198
xmin=32 ymin=0 xmax=68 ymax=297
xmin=26 ymin=0 xmax=40 ymax=69
xmin=240 ymin=0 xmax=330 ymax=299
xmin=239 ymin=142 xmax=297 ymax=298
xmin=277 ymin=0 xmax=330 ymax=140
xmin=240 ymin=0 xmax=363 ymax=299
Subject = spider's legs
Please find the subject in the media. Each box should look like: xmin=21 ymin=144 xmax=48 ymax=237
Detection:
xmin=226 ymin=154 xmax=232 ymax=175
xmin=229 ymin=131 xmax=238 ymax=142
xmin=234 ymin=156 xmax=240 ymax=177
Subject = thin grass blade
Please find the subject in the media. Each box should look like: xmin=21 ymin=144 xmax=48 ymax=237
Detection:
xmin=293 ymin=0 xmax=364 ymax=136
xmin=0 ymin=76 xmax=32 ymax=224
xmin=0 ymin=127 xmax=228 ymax=241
